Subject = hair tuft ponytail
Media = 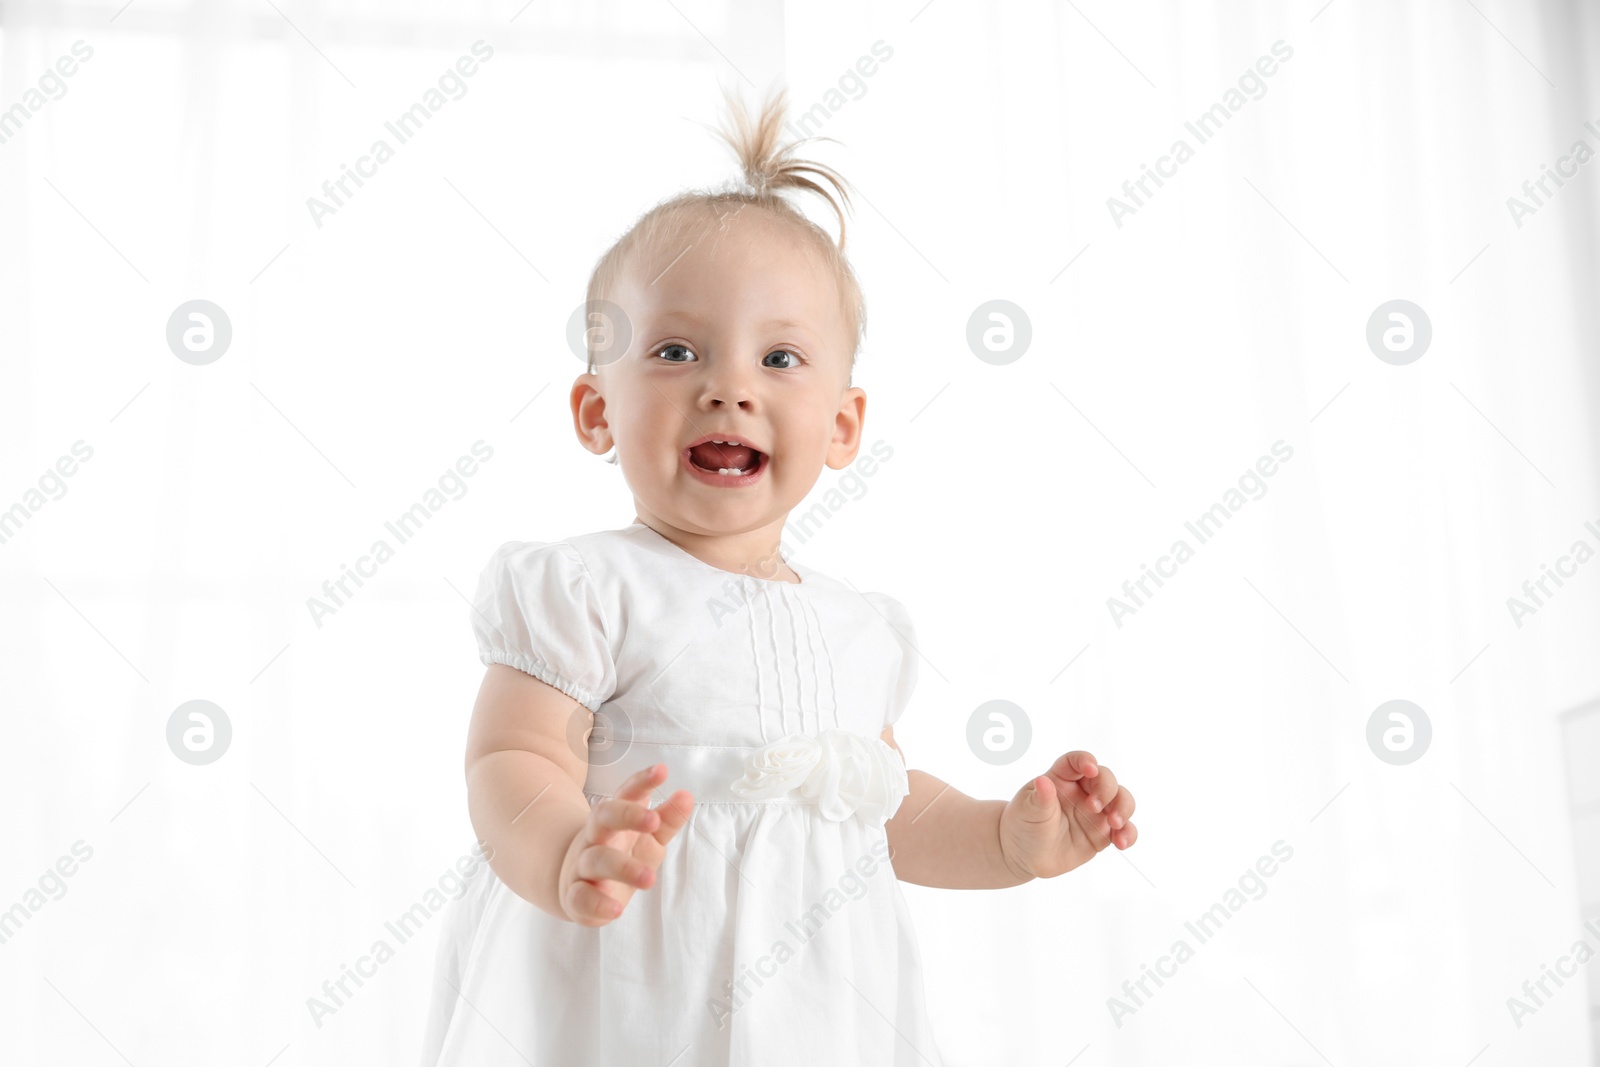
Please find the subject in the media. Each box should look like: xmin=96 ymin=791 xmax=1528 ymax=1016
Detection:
xmin=708 ymin=85 xmax=855 ymax=251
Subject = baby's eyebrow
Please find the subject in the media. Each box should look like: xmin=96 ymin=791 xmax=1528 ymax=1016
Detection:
xmin=652 ymin=310 xmax=814 ymax=334
xmin=653 ymin=309 xmax=707 ymax=327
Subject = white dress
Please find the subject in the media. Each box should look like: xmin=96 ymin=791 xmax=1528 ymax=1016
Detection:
xmin=421 ymin=521 xmax=943 ymax=1067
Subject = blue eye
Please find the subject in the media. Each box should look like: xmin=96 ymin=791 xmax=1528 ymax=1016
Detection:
xmin=656 ymin=343 xmax=695 ymax=363
xmin=764 ymin=349 xmax=802 ymax=369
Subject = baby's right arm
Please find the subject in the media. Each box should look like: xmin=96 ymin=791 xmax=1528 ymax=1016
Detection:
xmin=464 ymin=664 xmax=694 ymax=925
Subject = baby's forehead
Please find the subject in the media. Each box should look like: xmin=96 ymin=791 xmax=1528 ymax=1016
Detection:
xmin=637 ymin=205 xmax=823 ymax=278
xmin=622 ymin=222 xmax=840 ymax=320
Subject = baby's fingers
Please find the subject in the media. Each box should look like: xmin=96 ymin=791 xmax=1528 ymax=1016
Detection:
xmin=564 ymin=877 xmax=625 ymax=926
xmin=1104 ymin=784 xmax=1136 ymax=830
xmin=587 ymin=796 xmax=660 ymax=848
xmin=614 ymin=762 xmax=668 ymax=803
xmin=649 ymin=789 xmax=695 ymax=848
xmin=1080 ymin=765 xmax=1120 ymax=814
xmin=1047 ymin=750 xmax=1099 ymax=784
xmin=576 ymin=844 xmax=655 ymax=890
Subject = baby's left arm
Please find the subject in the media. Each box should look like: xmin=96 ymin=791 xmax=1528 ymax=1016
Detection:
xmin=879 ymin=726 xmax=1138 ymax=888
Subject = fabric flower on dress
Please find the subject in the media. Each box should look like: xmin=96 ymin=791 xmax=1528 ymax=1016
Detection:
xmin=728 ymin=728 xmax=910 ymax=825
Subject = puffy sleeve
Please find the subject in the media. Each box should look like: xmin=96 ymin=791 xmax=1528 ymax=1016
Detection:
xmin=864 ymin=591 xmax=920 ymax=729
xmin=468 ymin=540 xmax=617 ymax=712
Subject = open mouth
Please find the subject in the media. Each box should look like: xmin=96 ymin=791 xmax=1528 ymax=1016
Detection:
xmin=682 ymin=435 xmax=768 ymax=486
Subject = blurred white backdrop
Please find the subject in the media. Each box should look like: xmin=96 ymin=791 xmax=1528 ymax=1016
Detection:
xmin=3 ymin=1 xmax=1599 ymax=1064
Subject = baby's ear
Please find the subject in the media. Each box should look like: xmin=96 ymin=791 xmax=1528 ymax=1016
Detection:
xmin=570 ymin=373 xmax=611 ymax=456
xmin=826 ymin=386 xmax=867 ymax=468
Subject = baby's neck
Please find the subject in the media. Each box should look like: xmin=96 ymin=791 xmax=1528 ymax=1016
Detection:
xmin=632 ymin=513 xmax=799 ymax=583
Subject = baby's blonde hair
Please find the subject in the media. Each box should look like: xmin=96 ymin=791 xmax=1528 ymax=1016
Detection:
xmin=583 ymin=85 xmax=866 ymax=379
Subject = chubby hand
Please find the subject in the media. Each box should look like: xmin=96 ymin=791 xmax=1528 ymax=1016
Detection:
xmin=999 ymin=751 xmax=1137 ymax=880
xmin=556 ymin=763 xmax=693 ymax=927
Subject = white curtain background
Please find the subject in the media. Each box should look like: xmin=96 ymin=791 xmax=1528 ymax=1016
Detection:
xmin=3 ymin=1 xmax=1598 ymax=1064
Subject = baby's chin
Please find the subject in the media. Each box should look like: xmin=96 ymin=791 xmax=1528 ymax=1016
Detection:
xmin=656 ymin=513 xmax=783 ymax=543
xmin=638 ymin=486 xmax=791 ymax=537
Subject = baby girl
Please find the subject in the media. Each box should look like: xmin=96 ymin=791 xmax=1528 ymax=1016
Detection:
xmin=422 ymin=87 xmax=1138 ymax=1066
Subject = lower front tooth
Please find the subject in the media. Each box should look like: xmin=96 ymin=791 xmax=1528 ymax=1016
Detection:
xmin=717 ymin=468 xmax=745 ymax=476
